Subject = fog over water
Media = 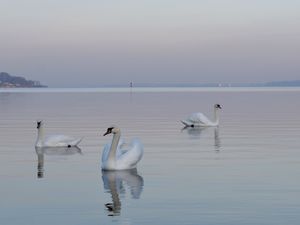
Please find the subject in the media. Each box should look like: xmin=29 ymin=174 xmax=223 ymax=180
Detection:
xmin=1 ymin=1 xmax=300 ymax=87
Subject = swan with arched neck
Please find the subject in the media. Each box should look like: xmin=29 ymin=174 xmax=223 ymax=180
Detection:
xmin=101 ymin=126 xmax=143 ymax=171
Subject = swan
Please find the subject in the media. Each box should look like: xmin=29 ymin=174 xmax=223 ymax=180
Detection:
xmin=101 ymin=126 xmax=143 ymax=171
xmin=35 ymin=121 xmax=83 ymax=148
xmin=181 ymin=104 xmax=222 ymax=127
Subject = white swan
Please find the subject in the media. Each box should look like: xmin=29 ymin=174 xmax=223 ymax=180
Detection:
xmin=181 ymin=104 xmax=222 ymax=127
xmin=101 ymin=126 xmax=143 ymax=171
xmin=35 ymin=121 xmax=83 ymax=148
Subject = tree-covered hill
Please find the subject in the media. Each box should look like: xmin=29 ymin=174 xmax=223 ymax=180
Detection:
xmin=0 ymin=72 xmax=47 ymax=88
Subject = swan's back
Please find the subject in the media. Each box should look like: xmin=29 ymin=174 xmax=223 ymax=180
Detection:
xmin=43 ymin=135 xmax=82 ymax=147
xmin=187 ymin=112 xmax=211 ymax=125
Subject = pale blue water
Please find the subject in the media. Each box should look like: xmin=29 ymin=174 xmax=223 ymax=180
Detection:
xmin=0 ymin=87 xmax=300 ymax=225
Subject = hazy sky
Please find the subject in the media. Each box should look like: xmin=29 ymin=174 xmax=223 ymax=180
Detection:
xmin=1 ymin=0 xmax=300 ymax=87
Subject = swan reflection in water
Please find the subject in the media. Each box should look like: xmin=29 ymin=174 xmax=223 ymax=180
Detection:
xmin=102 ymin=169 xmax=144 ymax=216
xmin=181 ymin=126 xmax=221 ymax=151
xmin=35 ymin=146 xmax=82 ymax=178
xmin=213 ymin=127 xmax=221 ymax=151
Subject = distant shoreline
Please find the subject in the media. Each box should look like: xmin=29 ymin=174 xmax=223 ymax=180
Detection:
xmin=1 ymin=83 xmax=300 ymax=89
xmin=122 ymin=80 xmax=300 ymax=88
xmin=0 ymin=72 xmax=47 ymax=88
xmin=1 ymin=74 xmax=299 ymax=89
xmin=1 ymin=86 xmax=300 ymax=94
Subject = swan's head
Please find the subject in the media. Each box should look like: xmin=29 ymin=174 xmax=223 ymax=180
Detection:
xmin=214 ymin=104 xmax=222 ymax=109
xmin=37 ymin=120 xmax=43 ymax=129
xmin=103 ymin=127 xmax=120 ymax=136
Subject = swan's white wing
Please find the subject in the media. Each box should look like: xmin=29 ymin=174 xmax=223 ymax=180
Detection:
xmin=43 ymin=135 xmax=82 ymax=147
xmin=116 ymin=139 xmax=143 ymax=170
xmin=185 ymin=113 xmax=211 ymax=125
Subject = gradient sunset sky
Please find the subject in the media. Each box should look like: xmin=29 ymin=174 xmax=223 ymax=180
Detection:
xmin=1 ymin=0 xmax=299 ymax=87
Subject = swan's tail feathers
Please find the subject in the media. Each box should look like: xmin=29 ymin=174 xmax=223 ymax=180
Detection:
xmin=72 ymin=137 xmax=83 ymax=146
xmin=181 ymin=120 xmax=192 ymax=127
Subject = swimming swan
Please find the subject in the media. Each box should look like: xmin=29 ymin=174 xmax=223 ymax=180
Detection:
xmin=101 ymin=126 xmax=143 ymax=171
xmin=35 ymin=121 xmax=83 ymax=148
xmin=181 ymin=104 xmax=222 ymax=127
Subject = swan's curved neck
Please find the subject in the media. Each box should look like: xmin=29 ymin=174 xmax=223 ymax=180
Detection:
xmin=108 ymin=131 xmax=121 ymax=167
xmin=36 ymin=127 xmax=44 ymax=147
xmin=213 ymin=108 xmax=219 ymax=125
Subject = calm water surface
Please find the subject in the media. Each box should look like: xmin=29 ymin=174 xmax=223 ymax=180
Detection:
xmin=0 ymin=88 xmax=300 ymax=225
